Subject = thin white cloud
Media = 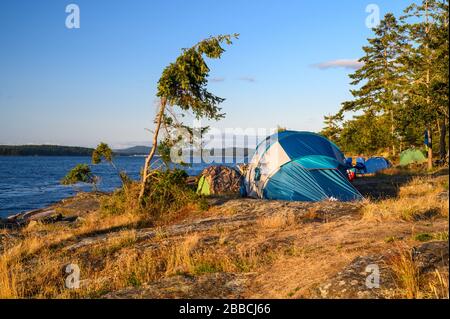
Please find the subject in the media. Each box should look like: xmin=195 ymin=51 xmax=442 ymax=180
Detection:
xmin=210 ymin=77 xmax=225 ymax=83
xmin=311 ymin=59 xmax=364 ymax=70
xmin=238 ymin=76 xmax=256 ymax=83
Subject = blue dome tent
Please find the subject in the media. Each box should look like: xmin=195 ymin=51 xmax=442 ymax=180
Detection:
xmin=245 ymin=131 xmax=363 ymax=202
xmin=364 ymin=157 xmax=391 ymax=174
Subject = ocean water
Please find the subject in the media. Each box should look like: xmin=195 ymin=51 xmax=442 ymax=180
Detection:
xmin=0 ymin=156 xmax=241 ymax=218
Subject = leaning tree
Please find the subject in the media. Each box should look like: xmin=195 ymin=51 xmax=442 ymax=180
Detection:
xmin=92 ymin=142 xmax=130 ymax=186
xmin=139 ymin=34 xmax=239 ymax=204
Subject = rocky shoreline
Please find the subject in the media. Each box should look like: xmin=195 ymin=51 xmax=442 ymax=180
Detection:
xmin=0 ymin=192 xmax=101 ymax=229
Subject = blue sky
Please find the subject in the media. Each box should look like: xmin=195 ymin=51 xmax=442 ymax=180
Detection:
xmin=0 ymin=0 xmax=414 ymax=148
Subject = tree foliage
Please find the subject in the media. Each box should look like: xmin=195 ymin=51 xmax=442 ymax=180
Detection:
xmin=139 ymin=34 xmax=238 ymax=204
xmin=157 ymin=34 xmax=238 ymax=120
xmin=61 ymin=164 xmax=95 ymax=185
xmin=92 ymin=142 xmax=130 ymax=186
xmin=92 ymin=142 xmax=114 ymax=165
xmin=321 ymin=0 xmax=448 ymax=166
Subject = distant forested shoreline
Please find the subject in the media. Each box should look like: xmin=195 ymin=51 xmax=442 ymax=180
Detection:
xmin=0 ymin=145 xmax=254 ymax=157
xmin=0 ymin=145 xmax=95 ymax=156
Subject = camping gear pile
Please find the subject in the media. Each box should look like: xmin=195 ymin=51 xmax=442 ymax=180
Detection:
xmin=344 ymin=157 xmax=356 ymax=181
xmin=244 ymin=131 xmax=363 ymax=202
xmin=347 ymin=169 xmax=356 ymax=182
xmin=345 ymin=156 xmax=391 ymax=175
xmin=347 ymin=156 xmax=391 ymax=174
xmin=355 ymin=157 xmax=367 ymax=174
xmin=196 ymin=165 xmax=243 ymax=195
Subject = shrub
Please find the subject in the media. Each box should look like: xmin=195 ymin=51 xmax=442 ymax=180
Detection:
xmin=413 ymin=232 xmax=449 ymax=242
xmin=102 ymin=169 xmax=200 ymax=220
xmin=100 ymin=182 xmax=141 ymax=216
xmin=61 ymin=164 xmax=95 ymax=185
xmin=141 ymin=169 xmax=197 ymax=218
xmin=414 ymin=233 xmax=434 ymax=242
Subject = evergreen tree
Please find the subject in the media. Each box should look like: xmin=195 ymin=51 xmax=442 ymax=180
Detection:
xmin=341 ymin=13 xmax=407 ymax=156
xmin=401 ymin=0 xmax=449 ymax=168
xmin=322 ymin=1 xmax=449 ymax=165
xmin=321 ymin=112 xmax=343 ymax=143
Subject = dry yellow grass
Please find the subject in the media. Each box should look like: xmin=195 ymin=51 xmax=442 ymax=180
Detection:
xmin=389 ymin=247 xmax=421 ymax=298
xmin=0 ymin=255 xmax=19 ymax=298
xmin=362 ymin=176 xmax=448 ymax=221
xmin=0 ymin=192 xmax=210 ymax=299
xmin=389 ymin=244 xmax=449 ymax=299
xmin=1 ymin=224 xmax=268 ymax=298
xmin=84 ymin=248 xmax=158 ymax=296
xmin=428 ymin=269 xmax=449 ymax=299
xmin=161 ymin=234 xmax=279 ymax=276
xmin=0 ymin=199 xmax=151 ymax=298
xmin=164 ymin=234 xmax=199 ymax=275
xmin=75 ymin=211 xmax=143 ymax=236
xmin=257 ymin=212 xmax=295 ymax=229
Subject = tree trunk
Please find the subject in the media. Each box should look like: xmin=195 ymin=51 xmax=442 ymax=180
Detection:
xmin=439 ymin=119 xmax=447 ymax=162
xmin=427 ymin=127 xmax=433 ymax=170
xmin=424 ymin=0 xmax=432 ymax=170
xmin=138 ymin=97 xmax=167 ymax=205
xmin=391 ymin=109 xmax=395 ymax=156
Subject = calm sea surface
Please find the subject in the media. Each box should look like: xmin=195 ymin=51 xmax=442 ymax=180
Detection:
xmin=0 ymin=156 xmax=241 ymax=218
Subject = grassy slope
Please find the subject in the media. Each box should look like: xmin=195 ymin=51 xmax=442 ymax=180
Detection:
xmin=0 ymin=168 xmax=448 ymax=299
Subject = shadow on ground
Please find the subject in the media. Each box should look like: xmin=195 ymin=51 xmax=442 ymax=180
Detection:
xmin=353 ymin=167 xmax=448 ymax=200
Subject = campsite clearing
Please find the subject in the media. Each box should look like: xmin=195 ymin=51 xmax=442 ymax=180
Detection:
xmin=0 ymin=168 xmax=448 ymax=299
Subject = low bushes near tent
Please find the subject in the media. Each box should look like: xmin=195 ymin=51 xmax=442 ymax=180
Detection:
xmin=101 ymin=169 xmax=208 ymax=223
xmin=141 ymin=169 xmax=191 ymax=214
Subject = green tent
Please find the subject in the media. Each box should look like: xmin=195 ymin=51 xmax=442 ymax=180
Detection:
xmin=197 ymin=175 xmax=211 ymax=195
xmin=399 ymin=148 xmax=427 ymax=166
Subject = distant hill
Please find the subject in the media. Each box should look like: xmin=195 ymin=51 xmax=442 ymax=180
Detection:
xmin=0 ymin=145 xmax=94 ymax=156
xmin=114 ymin=146 xmax=151 ymax=156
